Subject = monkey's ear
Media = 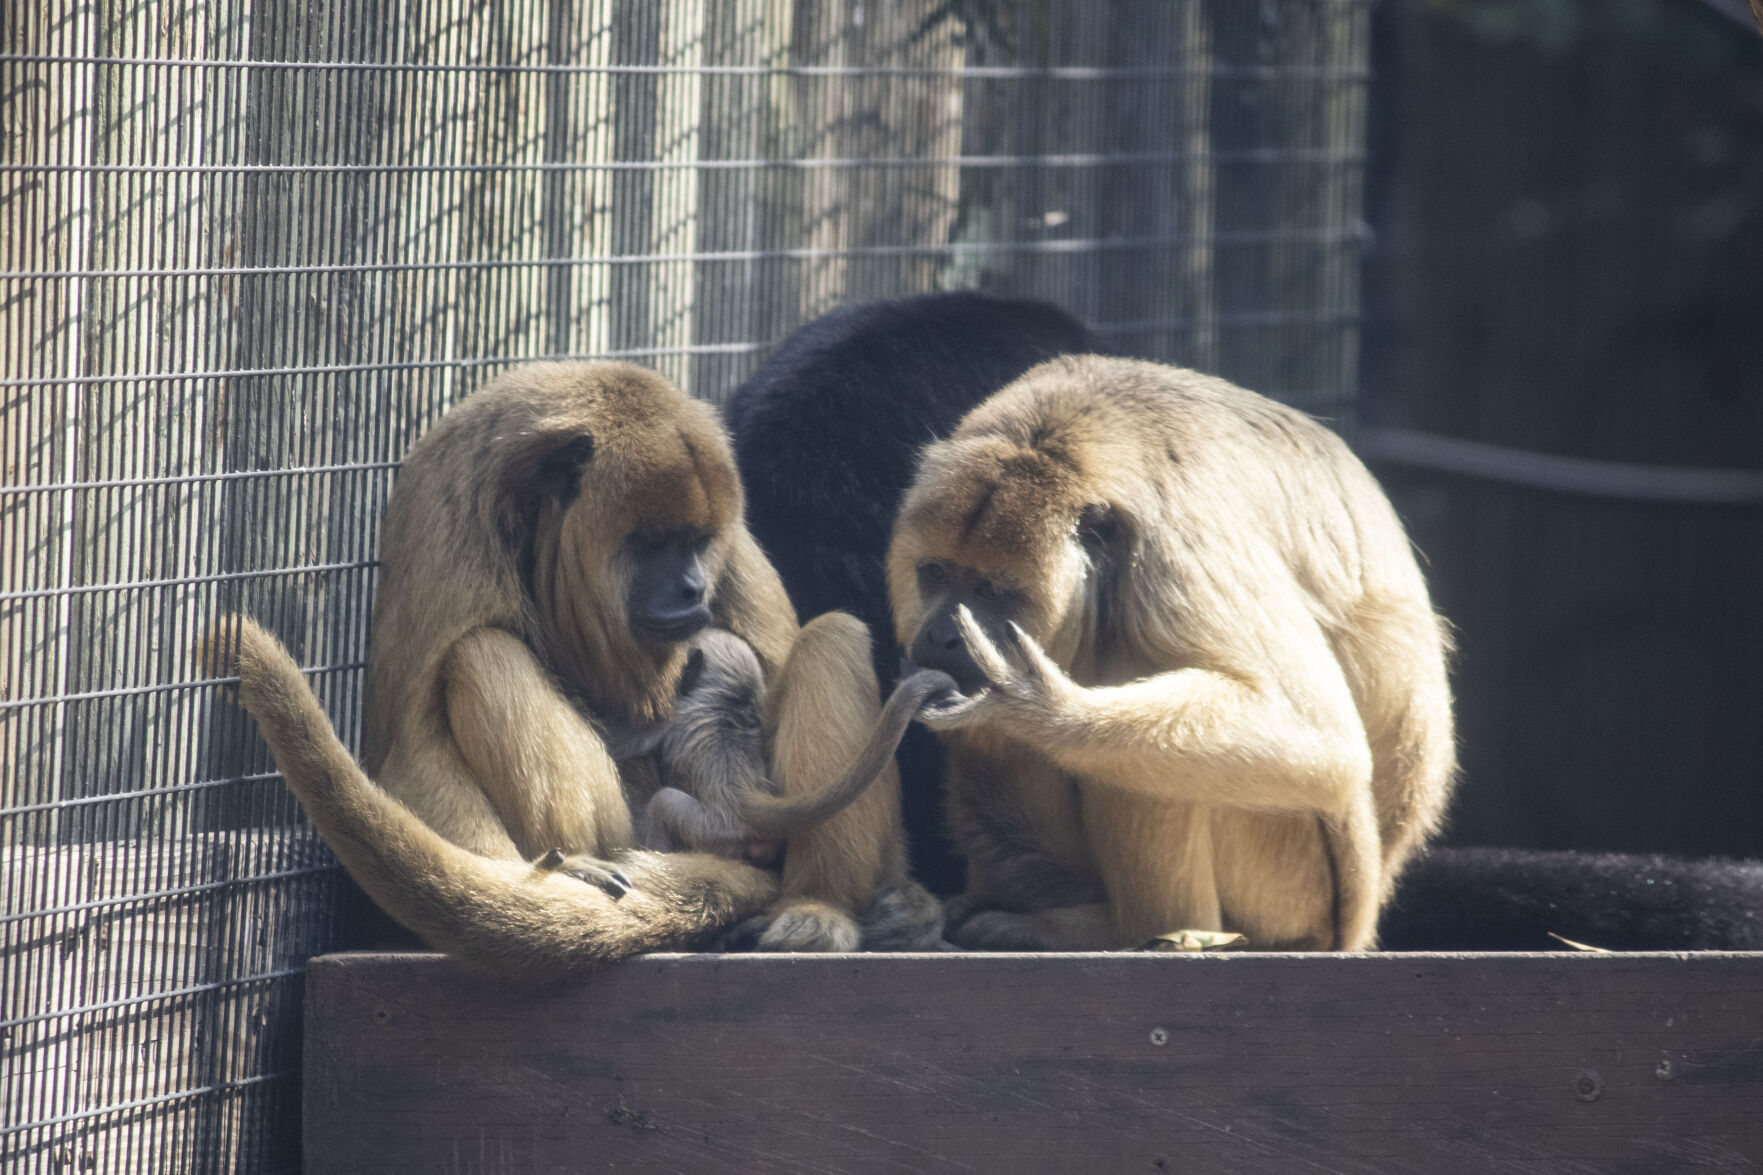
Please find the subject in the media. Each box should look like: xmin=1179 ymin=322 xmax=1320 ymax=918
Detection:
xmin=1077 ymin=503 xmax=1121 ymax=559
xmin=537 ymin=433 xmax=596 ymax=505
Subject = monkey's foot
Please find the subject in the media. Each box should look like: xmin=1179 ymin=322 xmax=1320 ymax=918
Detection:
xmin=945 ymin=909 xmax=1052 ymax=950
xmin=940 ymin=892 xmax=985 ymax=932
xmin=945 ymin=901 xmax=1120 ymax=951
xmin=858 ymin=881 xmax=945 ymax=951
xmin=720 ymin=899 xmax=861 ymax=952
xmin=536 ymin=849 xmax=633 ymax=900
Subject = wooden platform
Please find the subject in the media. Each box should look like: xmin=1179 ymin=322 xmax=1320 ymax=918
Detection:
xmin=303 ymin=951 xmax=1763 ymax=1174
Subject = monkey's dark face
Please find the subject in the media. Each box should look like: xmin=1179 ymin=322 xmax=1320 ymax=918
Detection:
xmin=893 ymin=499 xmax=1120 ymax=697
xmin=528 ymin=401 xmax=740 ymax=658
xmin=905 ymin=559 xmax=1028 ymax=693
xmin=624 ymin=530 xmax=716 ymax=644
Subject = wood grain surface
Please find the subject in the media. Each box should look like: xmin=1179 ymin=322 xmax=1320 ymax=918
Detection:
xmin=303 ymin=951 xmax=1763 ymax=1174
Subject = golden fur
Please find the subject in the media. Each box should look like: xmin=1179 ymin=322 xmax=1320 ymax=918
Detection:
xmin=889 ymin=355 xmax=1456 ymax=951
xmin=209 ymin=361 xmax=935 ymax=971
xmin=204 ymin=615 xmax=776 ymax=973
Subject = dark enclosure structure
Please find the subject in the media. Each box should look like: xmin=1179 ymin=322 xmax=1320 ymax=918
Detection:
xmin=1362 ymin=0 xmax=1763 ymax=858
xmin=3 ymin=1 xmax=1371 ymax=1170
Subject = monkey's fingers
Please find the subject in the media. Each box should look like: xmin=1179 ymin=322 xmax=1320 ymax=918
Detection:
xmin=946 ymin=909 xmax=1054 ymax=951
xmin=740 ymin=839 xmax=784 ymax=869
xmin=893 ymin=666 xmax=963 ymax=718
xmin=738 ymin=902 xmax=863 ymax=952
xmin=570 ymin=865 xmax=633 ymax=900
xmin=904 ymin=667 xmax=961 ymax=702
xmin=538 ymin=850 xmax=634 ymax=900
xmin=685 ymin=834 xmax=781 ymax=869
xmin=997 ymin=621 xmax=1065 ymax=696
xmin=951 ymin=609 xmax=1074 ymax=727
xmin=914 ymin=685 xmax=992 ymax=729
xmin=716 ymin=914 xmax=768 ymax=952
xmin=898 ymin=656 xmax=989 ymax=728
xmin=952 ymin=605 xmax=1014 ymax=688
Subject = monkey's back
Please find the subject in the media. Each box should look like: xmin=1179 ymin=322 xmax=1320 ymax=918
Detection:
xmin=943 ymin=355 xmax=1457 ymax=873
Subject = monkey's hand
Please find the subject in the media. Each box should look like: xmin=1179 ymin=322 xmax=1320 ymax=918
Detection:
xmin=916 ymin=606 xmax=1079 ymax=734
xmin=536 ymin=848 xmax=634 ymax=900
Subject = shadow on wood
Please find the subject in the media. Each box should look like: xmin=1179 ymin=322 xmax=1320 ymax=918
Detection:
xmin=304 ymin=951 xmax=1763 ymax=1173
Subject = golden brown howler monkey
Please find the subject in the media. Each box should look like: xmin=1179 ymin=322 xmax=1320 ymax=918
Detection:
xmin=208 ymin=361 xmax=939 ymax=971
xmin=205 ymin=614 xmax=775 ymax=974
xmin=613 ymin=627 xmax=957 ymax=865
xmin=892 ymin=355 xmax=1456 ymax=952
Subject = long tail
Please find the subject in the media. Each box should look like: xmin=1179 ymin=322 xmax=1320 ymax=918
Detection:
xmin=199 ymin=615 xmax=777 ymax=976
xmin=738 ymin=669 xmax=957 ymax=840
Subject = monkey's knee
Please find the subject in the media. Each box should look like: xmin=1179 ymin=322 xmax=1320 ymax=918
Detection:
xmin=948 ymin=903 xmax=1120 ymax=951
xmin=723 ymin=899 xmax=862 ymax=952
xmin=638 ymin=788 xmax=698 ymax=852
xmin=795 ymin=609 xmax=874 ymax=656
xmin=776 ymin=611 xmax=880 ymax=700
xmin=946 ymin=910 xmax=1050 ymax=950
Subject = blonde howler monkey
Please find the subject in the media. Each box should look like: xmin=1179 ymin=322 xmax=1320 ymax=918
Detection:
xmin=890 ymin=355 xmax=1457 ymax=952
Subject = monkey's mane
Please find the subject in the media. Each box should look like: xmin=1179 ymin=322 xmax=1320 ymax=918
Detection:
xmin=364 ymin=362 xmax=725 ymax=764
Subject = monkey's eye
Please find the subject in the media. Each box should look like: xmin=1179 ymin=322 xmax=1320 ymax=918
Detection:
xmin=629 ymin=531 xmax=668 ymax=553
xmin=917 ymin=562 xmax=949 ymax=590
xmin=974 ymin=580 xmax=1004 ymax=603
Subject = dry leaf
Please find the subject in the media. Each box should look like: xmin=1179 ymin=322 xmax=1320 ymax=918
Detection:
xmin=1144 ymin=930 xmax=1249 ymax=952
xmin=1548 ymin=932 xmax=1611 ymax=953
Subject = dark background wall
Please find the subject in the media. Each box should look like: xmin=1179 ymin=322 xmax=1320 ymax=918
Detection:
xmin=1361 ymin=0 xmax=1763 ymax=857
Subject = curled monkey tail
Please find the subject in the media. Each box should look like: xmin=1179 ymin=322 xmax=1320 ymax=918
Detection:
xmin=739 ymin=668 xmax=957 ymax=840
xmin=199 ymin=615 xmax=776 ymax=976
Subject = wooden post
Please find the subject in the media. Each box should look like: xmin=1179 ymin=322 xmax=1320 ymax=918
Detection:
xmin=788 ymin=0 xmax=963 ymax=320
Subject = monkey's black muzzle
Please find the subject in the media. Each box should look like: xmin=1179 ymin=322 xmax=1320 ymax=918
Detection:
xmin=908 ymin=613 xmax=989 ymax=695
xmin=632 ymin=605 xmax=712 ymax=644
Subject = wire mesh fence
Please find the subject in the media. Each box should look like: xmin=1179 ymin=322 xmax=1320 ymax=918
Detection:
xmin=2 ymin=0 xmax=1369 ymax=1170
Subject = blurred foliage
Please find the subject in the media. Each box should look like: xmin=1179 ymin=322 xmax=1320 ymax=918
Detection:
xmin=1420 ymin=0 xmax=1759 ymax=62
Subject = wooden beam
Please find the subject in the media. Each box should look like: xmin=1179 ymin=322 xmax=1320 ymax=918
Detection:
xmin=304 ymin=951 xmax=1763 ymax=1173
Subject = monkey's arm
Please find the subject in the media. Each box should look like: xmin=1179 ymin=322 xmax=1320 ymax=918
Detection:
xmin=443 ymin=627 xmax=636 ymax=861
xmin=641 ymin=786 xmax=783 ymax=867
xmin=639 ymin=787 xmax=715 ymax=852
xmin=923 ymin=608 xmax=1371 ymax=815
